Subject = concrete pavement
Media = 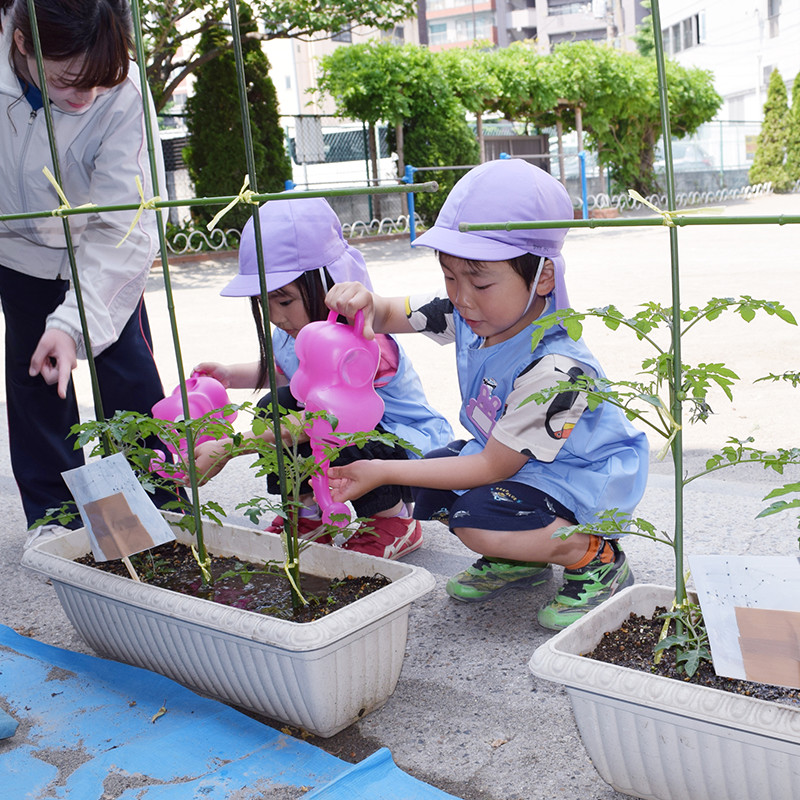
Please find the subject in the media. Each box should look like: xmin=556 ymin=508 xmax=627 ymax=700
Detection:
xmin=2 ymin=190 xmax=800 ymax=799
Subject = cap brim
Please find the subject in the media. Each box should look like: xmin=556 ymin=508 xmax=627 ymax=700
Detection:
xmin=412 ymin=226 xmax=528 ymax=261
xmin=220 ymin=267 xmax=303 ymax=297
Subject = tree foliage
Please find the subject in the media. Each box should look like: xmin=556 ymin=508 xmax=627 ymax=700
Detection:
xmin=543 ymin=42 xmax=721 ymax=194
xmin=632 ymin=0 xmax=654 ymax=57
xmin=183 ymin=11 xmax=291 ymax=229
xmin=749 ymin=69 xmax=791 ymax=191
xmin=783 ymin=70 xmax=800 ymax=185
xmin=317 ymin=43 xmax=478 ymax=223
xmin=316 ymin=39 xmax=721 ymax=201
xmin=484 ymin=42 xmax=559 ymax=123
xmin=141 ymin=0 xmax=417 ymax=111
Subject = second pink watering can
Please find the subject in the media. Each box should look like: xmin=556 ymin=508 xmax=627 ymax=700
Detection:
xmin=150 ymin=372 xmax=237 ymax=481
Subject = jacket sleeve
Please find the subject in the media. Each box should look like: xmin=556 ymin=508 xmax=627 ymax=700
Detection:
xmin=45 ymin=74 xmax=165 ymax=358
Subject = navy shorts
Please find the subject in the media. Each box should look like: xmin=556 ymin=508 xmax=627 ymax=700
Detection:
xmin=412 ymin=441 xmax=578 ymax=532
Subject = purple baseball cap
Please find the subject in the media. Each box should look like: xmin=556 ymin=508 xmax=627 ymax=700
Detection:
xmin=412 ymin=159 xmax=574 ymax=310
xmin=221 ymin=197 xmax=373 ymax=297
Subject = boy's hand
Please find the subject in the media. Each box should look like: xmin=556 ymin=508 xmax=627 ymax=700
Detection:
xmin=325 ymin=282 xmax=376 ymax=339
xmin=29 ymin=329 xmax=77 ymax=399
xmin=329 ymin=461 xmax=384 ymax=502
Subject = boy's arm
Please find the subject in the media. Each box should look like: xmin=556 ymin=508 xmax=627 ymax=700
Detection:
xmin=325 ymin=282 xmax=415 ymax=339
xmin=329 ymin=436 xmax=529 ymax=502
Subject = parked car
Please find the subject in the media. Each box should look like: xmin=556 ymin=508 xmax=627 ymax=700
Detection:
xmin=654 ymin=140 xmax=714 ymax=172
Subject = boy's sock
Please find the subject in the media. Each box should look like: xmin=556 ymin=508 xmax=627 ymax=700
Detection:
xmin=564 ymin=535 xmax=613 ymax=570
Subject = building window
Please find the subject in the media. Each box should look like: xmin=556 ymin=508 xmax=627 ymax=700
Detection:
xmin=768 ymin=0 xmax=781 ymax=37
xmin=332 ymin=28 xmax=352 ymax=43
xmin=549 ymin=1 xmax=592 ymax=16
xmin=429 ymin=21 xmax=448 ymax=45
xmin=663 ymin=12 xmax=704 ymax=55
xmin=380 ymin=25 xmax=405 ymax=44
xmin=455 ymin=12 xmax=493 ymax=40
xmin=727 ymin=95 xmax=745 ymax=122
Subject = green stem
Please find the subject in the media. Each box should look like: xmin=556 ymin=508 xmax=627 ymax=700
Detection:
xmin=0 ymin=183 xmax=440 ymax=223
xmin=650 ymin=0 xmax=686 ymax=609
xmin=131 ymin=0 xmax=207 ymax=573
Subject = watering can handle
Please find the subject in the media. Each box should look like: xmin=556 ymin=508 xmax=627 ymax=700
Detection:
xmin=326 ymin=309 xmax=366 ymax=338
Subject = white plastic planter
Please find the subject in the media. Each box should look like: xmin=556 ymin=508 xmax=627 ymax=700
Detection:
xmin=22 ymin=514 xmax=435 ymax=737
xmin=529 ymin=584 xmax=800 ymax=800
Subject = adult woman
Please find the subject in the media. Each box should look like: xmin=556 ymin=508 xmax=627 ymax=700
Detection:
xmin=0 ymin=0 xmax=169 ymax=535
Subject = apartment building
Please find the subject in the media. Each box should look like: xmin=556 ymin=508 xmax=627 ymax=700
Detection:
xmin=423 ymin=0 xmax=647 ymax=52
xmin=658 ymin=0 xmax=799 ymax=123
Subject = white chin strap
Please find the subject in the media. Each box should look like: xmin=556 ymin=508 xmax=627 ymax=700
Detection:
xmin=522 ymin=256 xmax=547 ymax=316
xmin=318 ymin=267 xmax=330 ymax=294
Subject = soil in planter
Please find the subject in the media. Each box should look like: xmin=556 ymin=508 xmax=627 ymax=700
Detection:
xmin=587 ymin=608 xmax=800 ymax=705
xmin=75 ymin=540 xmax=391 ymax=623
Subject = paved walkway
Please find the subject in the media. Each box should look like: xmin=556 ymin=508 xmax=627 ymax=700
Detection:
xmin=2 ymin=191 xmax=800 ymax=799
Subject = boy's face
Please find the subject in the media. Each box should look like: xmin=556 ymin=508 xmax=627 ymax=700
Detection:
xmin=439 ymin=253 xmax=554 ymax=347
xmin=268 ymin=282 xmax=312 ymax=339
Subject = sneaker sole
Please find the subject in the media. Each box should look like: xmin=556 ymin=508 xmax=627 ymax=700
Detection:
xmin=386 ymin=534 xmax=423 ymax=560
xmin=446 ymin=568 xmax=553 ymax=603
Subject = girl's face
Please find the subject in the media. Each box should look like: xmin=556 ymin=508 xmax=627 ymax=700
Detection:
xmin=267 ymin=282 xmax=312 ymax=340
xmin=440 ymin=253 xmax=553 ymax=347
xmin=14 ymin=31 xmax=104 ymax=114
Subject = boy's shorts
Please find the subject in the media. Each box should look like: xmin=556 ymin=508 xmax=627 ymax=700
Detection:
xmin=412 ymin=441 xmax=578 ymax=532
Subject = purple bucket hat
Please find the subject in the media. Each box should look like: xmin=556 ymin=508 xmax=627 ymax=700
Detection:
xmin=412 ymin=159 xmax=574 ymax=310
xmin=221 ymin=197 xmax=372 ymax=297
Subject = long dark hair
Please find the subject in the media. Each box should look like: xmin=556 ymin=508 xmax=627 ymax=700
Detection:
xmin=1 ymin=0 xmax=132 ymax=89
xmin=250 ymin=267 xmax=334 ymax=390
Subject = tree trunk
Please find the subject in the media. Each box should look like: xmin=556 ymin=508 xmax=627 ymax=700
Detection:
xmin=395 ymin=118 xmax=407 ymax=215
xmin=368 ymin=121 xmax=381 ymax=220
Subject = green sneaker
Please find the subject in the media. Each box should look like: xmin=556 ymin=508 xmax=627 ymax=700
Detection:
xmin=446 ymin=557 xmax=552 ymax=602
xmin=537 ymin=539 xmax=634 ymax=631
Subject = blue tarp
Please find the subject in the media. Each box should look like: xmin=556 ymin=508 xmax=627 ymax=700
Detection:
xmin=0 ymin=625 xmax=460 ymax=799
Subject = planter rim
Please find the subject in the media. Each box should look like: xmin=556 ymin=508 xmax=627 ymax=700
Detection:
xmin=21 ymin=516 xmax=436 ymax=653
xmin=529 ymin=583 xmax=800 ymax=742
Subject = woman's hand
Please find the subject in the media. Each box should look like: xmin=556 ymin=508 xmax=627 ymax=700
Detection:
xmin=29 ymin=329 xmax=77 ymax=399
xmin=328 ymin=460 xmax=385 ymax=503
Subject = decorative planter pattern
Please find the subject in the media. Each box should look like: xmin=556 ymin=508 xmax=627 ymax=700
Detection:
xmin=22 ymin=514 xmax=436 ymax=737
xmin=529 ymin=584 xmax=800 ymax=800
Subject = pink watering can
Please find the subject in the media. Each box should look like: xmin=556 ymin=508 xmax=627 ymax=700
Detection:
xmin=290 ymin=310 xmax=384 ymax=526
xmin=150 ymin=372 xmax=238 ymax=482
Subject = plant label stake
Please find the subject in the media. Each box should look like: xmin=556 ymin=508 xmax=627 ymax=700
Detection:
xmin=62 ymin=452 xmax=175 ymax=571
xmin=290 ymin=310 xmax=384 ymax=526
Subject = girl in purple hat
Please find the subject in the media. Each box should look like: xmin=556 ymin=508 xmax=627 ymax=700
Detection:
xmin=325 ymin=159 xmax=649 ymax=629
xmin=192 ymin=197 xmax=453 ymax=560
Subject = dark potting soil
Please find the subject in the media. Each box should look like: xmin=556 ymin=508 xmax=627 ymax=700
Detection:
xmin=586 ymin=607 xmax=800 ymax=705
xmin=75 ymin=540 xmax=391 ymax=623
